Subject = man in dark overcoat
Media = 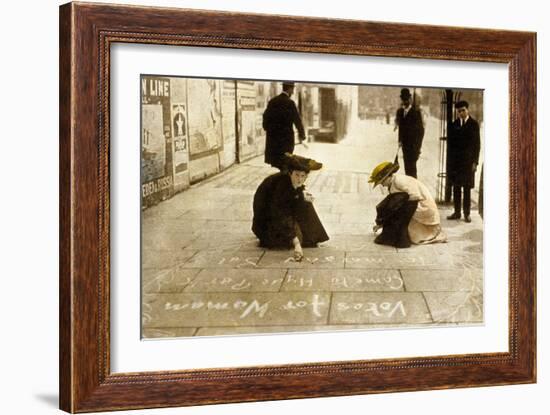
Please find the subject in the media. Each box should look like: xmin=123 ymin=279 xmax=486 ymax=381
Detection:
xmin=446 ymin=100 xmax=481 ymax=223
xmin=263 ymin=82 xmax=306 ymax=170
xmin=395 ymin=88 xmax=424 ymax=178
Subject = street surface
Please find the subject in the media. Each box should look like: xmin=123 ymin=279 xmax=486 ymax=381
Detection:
xmin=142 ymin=118 xmax=483 ymax=338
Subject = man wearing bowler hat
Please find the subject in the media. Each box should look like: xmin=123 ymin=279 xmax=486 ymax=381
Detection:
xmin=395 ymin=88 xmax=425 ymax=178
xmin=263 ymin=81 xmax=306 ymax=170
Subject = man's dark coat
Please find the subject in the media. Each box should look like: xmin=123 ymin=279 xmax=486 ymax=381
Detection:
xmin=252 ymin=173 xmax=328 ymax=248
xmin=263 ymin=93 xmax=305 ymax=168
xmin=396 ymin=106 xmax=424 ymax=161
xmin=447 ymin=117 xmax=481 ymax=188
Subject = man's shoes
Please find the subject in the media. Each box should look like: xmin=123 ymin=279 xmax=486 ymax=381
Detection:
xmin=447 ymin=213 xmax=461 ymax=220
xmin=464 ymin=215 xmax=472 ymax=223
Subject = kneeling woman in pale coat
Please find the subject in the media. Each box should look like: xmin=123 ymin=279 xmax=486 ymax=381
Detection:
xmin=369 ymin=161 xmax=447 ymax=248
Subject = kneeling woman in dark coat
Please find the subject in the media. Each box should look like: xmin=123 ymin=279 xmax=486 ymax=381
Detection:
xmin=252 ymin=156 xmax=329 ymax=261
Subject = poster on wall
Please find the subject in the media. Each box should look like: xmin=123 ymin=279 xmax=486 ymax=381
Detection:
xmin=254 ymin=81 xmax=269 ymax=154
xmin=141 ymin=104 xmax=166 ymax=181
xmin=221 ymin=80 xmax=237 ymax=168
xmin=141 ymin=76 xmax=174 ymax=207
xmin=187 ymin=79 xmax=223 ymax=158
xmin=171 ymin=103 xmax=188 ymax=174
xmin=236 ymin=80 xmax=257 ymax=161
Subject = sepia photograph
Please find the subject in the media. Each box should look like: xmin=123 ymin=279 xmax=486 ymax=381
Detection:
xmin=140 ymin=75 xmax=484 ymax=339
xmin=49 ymin=0 xmax=538 ymax=412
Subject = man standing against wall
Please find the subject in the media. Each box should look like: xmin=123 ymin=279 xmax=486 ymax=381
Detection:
xmin=395 ymin=88 xmax=424 ymax=178
xmin=446 ymin=100 xmax=481 ymax=223
xmin=263 ymin=81 xmax=306 ymax=170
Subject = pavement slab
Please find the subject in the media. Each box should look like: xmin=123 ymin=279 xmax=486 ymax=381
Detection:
xmin=330 ymin=292 xmax=432 ymax=324
xmin=143 ymin=292 xmax=331 ymax=327
xmin=281 ymin=269 xmax=404 ymax=292
xmin=401 ymin=269 xmax=483 ymax=292
xmin=141 ymin=218 xmax=208 ymax=235
xmin=195 ymin=324 xmax=399 ymax=336
xmin=345 ymin=252 xmax=454 ymax=270
xmin=326 ymin=222 xmax=379 ymax=235
xmin=258 ymin=250 xmax=346 ymax=269
xmin=184 ymin=269 xmax=287 ymax=292
xmin=142 ymin=249 xmax=198 ymax=271
xmin=423 ymin=291 xmax=484 ymax=323
xmin=321 ymin=234 xmax=397 ymax=253
xmin=141 ymin=231 xmax=198 ymax=251
xmin=398 ymin=240 xmax=483 ymax=256
xmin=142 ymin=327 xmax=198 ymax=338
xmin=197 ymin=220 xmax=252 ymax=234
xmin=181 ymin=208 xmax=253 ymax=221
xmin=182 ymin=233 xmax=255 ymax=251
xmin=178 ymin=249 xmax=265 ymax=269
xmin=143 ymin=267 xmax=202 ymax=293
xmin=450 ymin=253 xmax=484 ymax=270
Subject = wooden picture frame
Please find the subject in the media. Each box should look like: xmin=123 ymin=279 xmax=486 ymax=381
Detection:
xmin=59 ymin=2 xmax=536 ymax=412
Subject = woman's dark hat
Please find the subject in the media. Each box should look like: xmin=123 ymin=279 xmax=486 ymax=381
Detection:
xmin=283 ymin=153 xmax=323 ymax=173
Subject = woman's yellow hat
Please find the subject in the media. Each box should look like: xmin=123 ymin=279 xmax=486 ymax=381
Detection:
xmin=369 ymin=161 xmax=399 ymax=187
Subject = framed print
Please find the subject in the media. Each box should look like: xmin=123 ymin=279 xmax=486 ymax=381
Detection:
xmin=59 ymin=2 xmax=536 ymax=413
